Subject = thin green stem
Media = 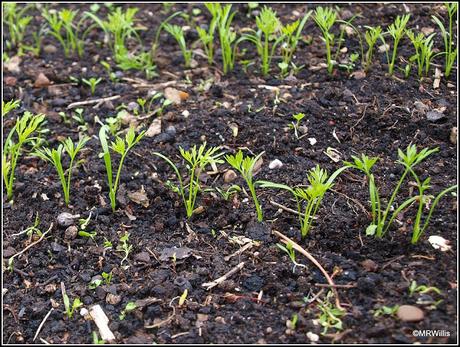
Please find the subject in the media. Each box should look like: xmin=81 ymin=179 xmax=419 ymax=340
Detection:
xmin=249 ymin=180 xmax=262 ymax=222
xmin=378 ymin=168 xmax=409 ymax=237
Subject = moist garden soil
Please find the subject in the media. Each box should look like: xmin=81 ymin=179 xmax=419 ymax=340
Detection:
xmin=2 ymin=3 xmax=457 ymax=344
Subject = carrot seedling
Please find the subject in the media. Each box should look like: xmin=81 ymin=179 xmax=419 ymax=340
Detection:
xmin=259 ymin=165 xmax=348 ymax=237
xmin=225 ymin=150 xmax=265 ymax=222
xmin=34 ymin=136 xmax=89 ymax=206
xmin=99 ymin=126 xmax=145 ymax=212
xmin=154 ymin=143 xmax=224 ymax=218
xmin=3 ymin=112 xmax=45 ymax=200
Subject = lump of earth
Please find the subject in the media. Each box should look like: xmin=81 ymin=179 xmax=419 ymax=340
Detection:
xmin=245 ymin=220 xmax=271 ymax=242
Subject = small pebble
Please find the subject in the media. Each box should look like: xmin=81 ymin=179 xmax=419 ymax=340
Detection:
xmin=57 ymin=212 xmax=80 ymax=227
xmin=450 ymin=127 xmax=457 ymax=145
xmin=64 ymin=225 xmax=78 ymax=240
xmin=361 ymin=259 xmax=378 ymax=272
xmin=134 ymin=252 xmax=151 ymax=263
xmin=127 ymin=102 xmax=139 ymax=111
xmin=44 ymin=45 xmax=57 ymax=54
xmin=307 ymin=332 xmax=319 ymax=342
xmin=269 ymin=159 xmax=283 ymax=170
xmin=106 ymin=293 xmax=122 ymax=305
xmin=397 ymin=305 xmax=424 ymax=322
xmin=426 ymin=110 xmax=445 ymax=122
xmin=223 ymin=170 xmax=237 ymax=183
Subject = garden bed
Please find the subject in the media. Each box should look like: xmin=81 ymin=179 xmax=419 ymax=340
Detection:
xmin=2 ymin=3 xmax=457 ymax=344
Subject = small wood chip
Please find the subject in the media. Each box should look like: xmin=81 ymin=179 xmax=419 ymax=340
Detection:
xmin=89 ymin=305 xmax=116 ymax=342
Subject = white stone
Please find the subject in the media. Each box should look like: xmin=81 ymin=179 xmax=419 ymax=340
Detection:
xmin=269 ymin=159 xmax=283 ymax=170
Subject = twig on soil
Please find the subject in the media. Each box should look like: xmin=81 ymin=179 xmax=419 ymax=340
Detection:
xmin=305 ymin=289 xmax=325 ymax=305
xmin=358 ymin=231 xmax=364 ymax=247
xmin=8 ymin=223 xmax=53 ymax=267
xmin=270 ymin=200 xmax=302 ymax=216
xmin=315 ymin=283 xmax=357 ymax=289
xmin=411 ymin=255 xmax=435 ymax=260
xmin=67 ymin=95 xmax=120 ymax=109
xmin=122 ymin=77 xmax=183 ymax=90
xmin=349 ymin=104 xmax=368 ymax=136
xmin=146 ymin=247 xmax=161 ymax=263
xmin=37 ymin=275 xmax=59 ymax=287
xmin=33 ymin=308 xmax=54 ymax=341
xmin=202 ymin=262 xmax=245 ymax=290
xmin=323 ymin=329 xmax=353 ymax=343
xmin=40 ymin=338 xmax=50 ymax=344
xmin=224 ymin=242 xmax=255 ymax=261
xmin=13 ymin=267 xmax=29 ymax=277
xmin=145 ymin=297 xmax=177 ymax=329
xmin=171 ymin=332 xmax=190 ymax=339
xmin=381 ymin=255 xmax=405 ymax=270
xmin=3 ymin=305 xmax=18 ymax=323
xmin=330 ymin=189 xmax=370 ymax=218
xmin=272 ymin=230 xmax=343 ymax=310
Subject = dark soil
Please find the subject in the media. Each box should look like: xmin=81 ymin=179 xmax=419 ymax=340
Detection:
xmin=2 ymin=3 xmax=457 ymax=344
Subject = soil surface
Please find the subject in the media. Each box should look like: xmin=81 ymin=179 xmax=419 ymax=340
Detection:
xmin=2 ymin=3 xmax=457 ymax=344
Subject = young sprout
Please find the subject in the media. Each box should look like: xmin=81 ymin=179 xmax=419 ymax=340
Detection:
xmin=314 ymin=6 xmax=337 ymax=74
xmin=408 ymin=281 xmax=441 ymax=297
xmin=103 ymin=238 xmax=113 ymax=250
xmin=406 ymin=30 xmax=436 ymax=78
xmin=286 ymin=313 xmax=298 ymax=330
xmin=23 ymin=24 xmax=47 ymax=57
xmin=92 ymin=331 xmax=105 ymax=344
xmin=317 ymin=291 xmax=345 ymax=334
xmin=338 ymin=52 xmax=360 ymax=73
xmin=34 ymin=136 xmax=89 ymax=206
xmin=23 ymin=213 xmax=43 ymax=238
xmin=119 ymin=301 xmax=137 ymax=320
xmin=115 ymin=49 xmax=158 ymax=80
xmin=99 ymin=126 xmax=145 ymax=212
xmin=78 ymin=230 xmax=97 ymax=245
xmin=42 ymin=8 xmax=93 ymax=57
xmin=82 ymin=77 xmax=103 ymax=95
xmin=373 ymin=305 xmax=399 ymax=317
xmin=71 ymin=108 xmax=88 ymax=133
xmin=87 ymin=7 xmax=157 ymax=79
xmin=117 ymin=232 xmax=133 ymax=266
xmin=225 ymin=150 xmax=265 ymax=222
xmin=259 ymin=165 xmax=348 ymax=237
xmin=364 ymin=26 xmax=382 ymax=72
xmin=148 ymin=92 xmax=173 ymax=116
xmin=102 ymin=271 xmax=113 ymax=285
xmin=137 ymin=98 xmax=147 ymax=114
xmin=88 ymin=277 xmax=103 ymax=289
xmin=63 ymin=293 xmax=83 ymax=319
xmin=2 ymin=99 xmax=21 ymax=117
xmin=382 ymin=14 xmax=411 ymax=75
xmin=288 ymin=112 xmax=306 ymax=139
xmin=196 ymin=19 xmax=217 ymax=65
xmin=164 ymin=24 xmax=193 ymax=67
xmin=154 ymin=143 xmax=224 ymax=218
xmin=345 ymin=145 xmax=457 ymax=242
xmin=85 ymin=7 xmax=140 ymax=57
xmin=178 ymin=288 xmax=188 ymax=307
xmin=3 ymin=3 xmax=33 ymax=55
xmin=211 ymin=184 xmax=241 ymax=201
xmin=242 ymin=6 xmax=283 ymax=76
xmin=432 ymin=3 xmax=458 ymax=78
xmin=206 ymin=3 xmax=238 ymax=74
xmin=276 ymin=241 xmax=306 ymax=273
xmin=406 ymin=167 xmax=457 ymax=245
xmin=3 ymin=112 xmax=46 ymax=200
xmin=280 ymin=11 xmax=312 ymax=73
